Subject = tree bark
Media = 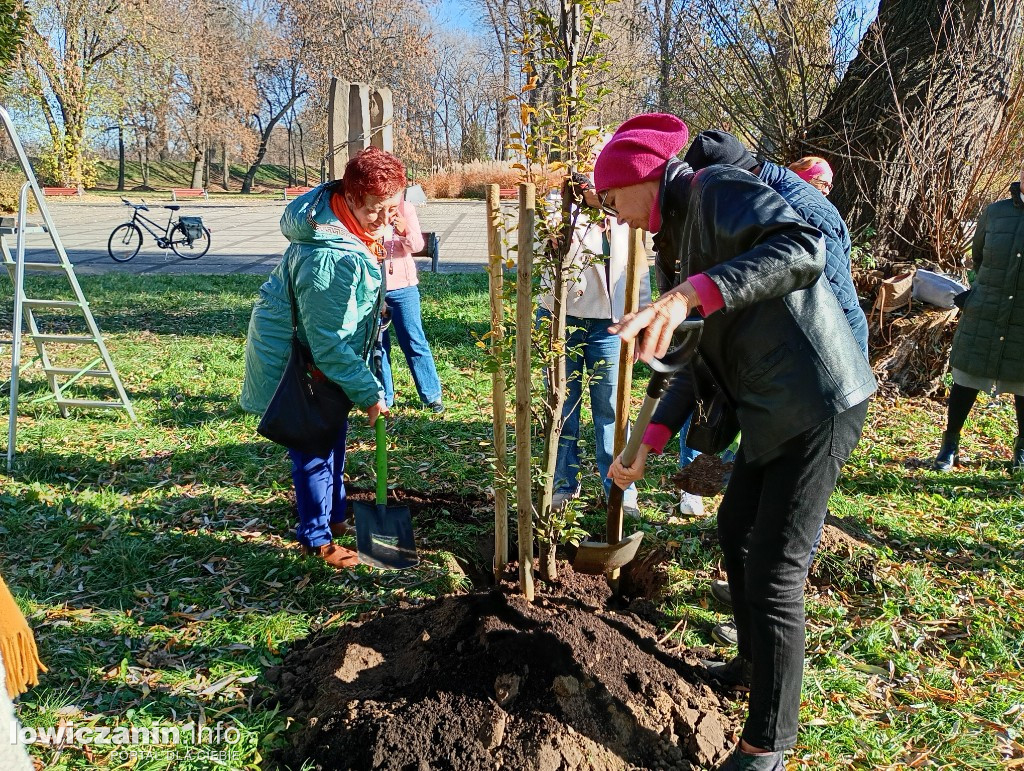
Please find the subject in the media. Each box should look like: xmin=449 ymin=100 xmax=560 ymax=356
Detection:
xmin=222 ymin=142 xmax=230 ymax=191
xmin=190 ymin=145 xmax=203 ymax=188
xmin=802 ymin=0 xmax=1024 ymax=265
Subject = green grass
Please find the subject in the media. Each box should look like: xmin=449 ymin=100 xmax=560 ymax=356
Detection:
xmin=89 ymin=160 xmax=321 ymax=194
xmin=1 ymin=272 xmax=1022 ymax=769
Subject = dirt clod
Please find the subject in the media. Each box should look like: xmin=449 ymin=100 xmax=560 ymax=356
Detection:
xmin=671 ymin=454 xmax=733 ymax=497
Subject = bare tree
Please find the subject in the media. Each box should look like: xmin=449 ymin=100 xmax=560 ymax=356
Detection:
xmin=804 ymin=0 xmax=1024 ymax=267
xmin=18 ymin=0 xmax=148 ymax=185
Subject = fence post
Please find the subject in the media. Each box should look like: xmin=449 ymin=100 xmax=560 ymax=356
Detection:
xmin=487 ymin=184 xmax=509 ymax=581
xmin=515 ymin=182 xmax=536 ymax=601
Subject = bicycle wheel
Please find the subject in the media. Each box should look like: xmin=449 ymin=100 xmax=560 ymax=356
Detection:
xmin=170 ymin=223 xmax=211 ymax=260
xmin=108 ymin=223 xmax=143 ymax=262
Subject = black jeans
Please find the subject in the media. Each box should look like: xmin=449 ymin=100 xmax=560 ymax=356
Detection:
xmin=717 ymin=399 xmax=869 ymax=750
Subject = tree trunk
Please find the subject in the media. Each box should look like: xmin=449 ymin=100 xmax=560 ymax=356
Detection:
xmin=190 ymin=147 xmax=203 ymax=188
xmin=241 ymin=93 xmax=302 ymax=194
xmin=222 ymin=142 xmax=230 ymax=191
xmin=539 ymin=543 xmax=558 ymax=582
xmin=297 ymin=121 xmax=308 ymax=186
xmin=116 ymin=124 xmax=126 ymax=192
xmin=535 ymin=3 xmax=580 ymax=584
xmin=802 ymin=0 xmax=1024 ymax=265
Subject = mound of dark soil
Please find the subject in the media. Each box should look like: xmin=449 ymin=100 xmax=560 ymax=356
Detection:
xmin=269 ymin=572 xmax=738 ymax=771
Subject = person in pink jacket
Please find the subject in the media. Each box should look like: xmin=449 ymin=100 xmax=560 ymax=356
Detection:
xmin=380 ymin=198 xmax=445 ymax=413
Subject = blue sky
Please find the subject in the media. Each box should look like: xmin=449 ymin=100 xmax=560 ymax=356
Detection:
xmin=433 ymin=0 xmax=483 ymax=33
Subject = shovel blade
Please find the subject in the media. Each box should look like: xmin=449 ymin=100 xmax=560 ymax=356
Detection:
xmin=572 ymin=531 xmax=644 ymax=575
xmin=353 ymin=502 xmax=418 ymax=570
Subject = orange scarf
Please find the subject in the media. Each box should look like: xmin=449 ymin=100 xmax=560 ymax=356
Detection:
xmin=330 ymin=191 xmax=385 ymax=261
xmin=0 ymin=574 xmax=46 ymax=697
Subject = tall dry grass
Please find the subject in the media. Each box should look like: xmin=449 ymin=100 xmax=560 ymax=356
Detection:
xmin=417 ymin=161 xmax=563 ymax=199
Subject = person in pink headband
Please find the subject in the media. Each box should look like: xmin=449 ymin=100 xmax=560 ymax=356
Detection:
xmin=788 ymin=156 xmax=833 ymax=195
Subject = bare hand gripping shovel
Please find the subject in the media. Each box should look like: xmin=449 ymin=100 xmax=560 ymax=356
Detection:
xmin=355 ymin=416 xmax=419 ymax=570
xmin=573 ymin=318 xmax=703 ymax=576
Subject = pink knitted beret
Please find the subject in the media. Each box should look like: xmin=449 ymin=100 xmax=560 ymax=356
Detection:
xmin=594 ymin=113 xmax=689 ymax=191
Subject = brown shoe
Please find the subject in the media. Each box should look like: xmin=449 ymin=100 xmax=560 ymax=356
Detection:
xmin=329 ymin=518 xmax=356 ymax=538
xmin=300 ymin=542 xmax=360 ymax=569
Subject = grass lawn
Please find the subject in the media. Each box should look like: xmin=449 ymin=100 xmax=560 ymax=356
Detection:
xmin=0 ymin=272 xmax=1021 ymax=769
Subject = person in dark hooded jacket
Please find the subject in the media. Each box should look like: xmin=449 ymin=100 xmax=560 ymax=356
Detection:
xmin=684 ymin=131 xmax=868 ymax=356
xmin=670 ymin=132 xmax=869 ymax=649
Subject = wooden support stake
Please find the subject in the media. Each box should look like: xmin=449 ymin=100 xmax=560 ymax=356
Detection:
xmin=607 ymin=227 xmax=646 ymax=587
xmin=515 ymin=182 xmax=536 ymax=601
xmin=486 ymin=184 xmax=509 ymax=581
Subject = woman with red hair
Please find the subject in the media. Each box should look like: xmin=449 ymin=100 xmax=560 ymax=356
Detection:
xmin=241 ymin=147 xmax=405 ymax=569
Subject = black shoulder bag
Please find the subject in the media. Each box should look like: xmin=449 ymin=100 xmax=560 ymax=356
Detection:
xmin=257 ymin=263 xmax=353 ymax=455
xmin=685 ymin=357 xmax=740 ymax=455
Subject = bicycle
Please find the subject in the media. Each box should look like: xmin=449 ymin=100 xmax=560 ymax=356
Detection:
xmin=108 ymin=198 xmax=211 ymax=262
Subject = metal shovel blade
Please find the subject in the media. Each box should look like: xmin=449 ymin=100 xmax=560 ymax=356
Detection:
xmin=353 ymin=416 xmax=418 ymax=570
xmin=573 ymin=531 xmax=644 ymax=575
xmin=354 ymin=501 xmax=418 ymax=570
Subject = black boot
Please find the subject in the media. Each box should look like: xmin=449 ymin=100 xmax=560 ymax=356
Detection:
xmin=932 ymin=431 xmax=960 ymax=471
xmin=1012 ymin=436 xmax=1024 ymax=473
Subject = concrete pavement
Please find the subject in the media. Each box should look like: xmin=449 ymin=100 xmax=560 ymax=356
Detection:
xmin=13 ymin=198 xmax=496 ymax=276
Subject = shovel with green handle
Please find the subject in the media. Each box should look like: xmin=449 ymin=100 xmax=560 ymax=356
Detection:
xmin=354 ymin=416 xmax=418 ymax=570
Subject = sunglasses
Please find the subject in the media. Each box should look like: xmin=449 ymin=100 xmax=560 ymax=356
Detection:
xmin=598 ymin=189 xmax=618 ymax=217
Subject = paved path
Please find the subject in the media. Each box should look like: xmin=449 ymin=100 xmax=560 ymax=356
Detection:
xmin=13 ymin=199 xmax=495 ymax=276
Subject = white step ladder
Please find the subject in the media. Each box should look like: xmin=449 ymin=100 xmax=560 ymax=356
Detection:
xmin=0 ymin=105 xmax=137 ymax=471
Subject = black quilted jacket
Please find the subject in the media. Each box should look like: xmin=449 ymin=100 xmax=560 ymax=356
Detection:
xmin=652 ymin=159 xmax=876 ymax=463
xmin=950 ymin=182 xmax=1024 ymax=382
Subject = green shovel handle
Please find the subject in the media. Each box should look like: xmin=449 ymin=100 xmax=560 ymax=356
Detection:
xmin=375 ymin=415 xmax=387 ymax=505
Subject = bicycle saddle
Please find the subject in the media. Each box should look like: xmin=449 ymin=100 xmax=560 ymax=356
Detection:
xmin=164 ymin=205 xmax=181 ymax=211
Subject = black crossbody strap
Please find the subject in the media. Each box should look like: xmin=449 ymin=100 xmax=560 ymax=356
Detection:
xmin=285 ymin=256 xmax=299 ymax=334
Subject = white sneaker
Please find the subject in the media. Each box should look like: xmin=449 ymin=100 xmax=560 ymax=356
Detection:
xmin=679 ymin=491 xmax=705 ymax=517
xmin=551 ymin=486 xmax=581 ymax=511
xmin=621 ymin=488 xmax=639 ymax=509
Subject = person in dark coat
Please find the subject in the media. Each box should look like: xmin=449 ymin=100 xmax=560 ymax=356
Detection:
xmin=677 ymin=131 xmax=869 ymax=648
xmin=934 ymin=168 xmax=1024 ymax=472
xmin=599 ymin=114 xmax=876 ymax=770
xmin=684 ymin=131 xmax=868 ymax=356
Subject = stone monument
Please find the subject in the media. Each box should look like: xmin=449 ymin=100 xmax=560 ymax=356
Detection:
xmin=327 ymin=79 xmax=394 ymax=180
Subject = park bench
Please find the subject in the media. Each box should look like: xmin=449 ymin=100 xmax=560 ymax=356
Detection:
xmin=282 ymin=186 xmax=314 ymax=201
xmin=498 ymin=187 xmax=517 ymax=199
xmin=413 ymin=231 xmax=441 ymax=272
xmin=41 ymin=186 xmax=81 ymax=197
xmin=171 ymin=188 xmax=209 ymax=201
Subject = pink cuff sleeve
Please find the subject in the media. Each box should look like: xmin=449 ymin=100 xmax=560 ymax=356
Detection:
xmin=641 ymin=423 xmax=672 ymax=455
xmin=688 ymin=273 xmax=725 ymax=315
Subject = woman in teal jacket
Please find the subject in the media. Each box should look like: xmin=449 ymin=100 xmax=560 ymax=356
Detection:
xmin=241 ymin=148 xmax=405 ymax=569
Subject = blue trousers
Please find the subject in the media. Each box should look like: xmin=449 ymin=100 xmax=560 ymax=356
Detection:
xmin=380 ymin=285 xmax=443 ymax=408
xmin=539 ymin=310 xmax=636 ymax=501
xmin=287 ymin=421 xmax=349 ymax=548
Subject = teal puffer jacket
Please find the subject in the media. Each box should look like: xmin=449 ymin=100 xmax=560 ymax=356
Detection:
xmin=950 ymin=182 xmax=1024 ymax=382
xmin=240 ymin=182 xmax=384 ymax=414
